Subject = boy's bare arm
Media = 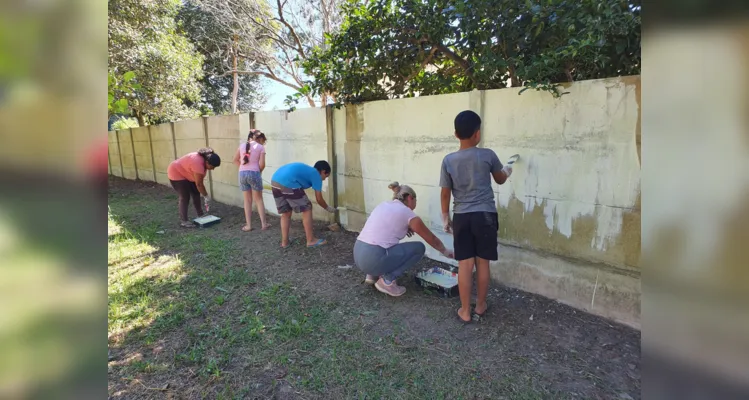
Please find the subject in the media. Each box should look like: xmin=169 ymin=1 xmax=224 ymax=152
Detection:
xmin=440 ymin=187 xmax=452 ymax=233
xmin=440 ymin=187 xmax=451 ymax=214
xmin=491 ymin=170 xmax=508 ymax=185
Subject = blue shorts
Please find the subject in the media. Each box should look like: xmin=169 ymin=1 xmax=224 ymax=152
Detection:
xmin=239 ymin=170 xmax=263 ymax=191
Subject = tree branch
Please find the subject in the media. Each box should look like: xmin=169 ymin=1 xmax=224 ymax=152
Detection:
xmin=404 ymin=46 xmax=438 ymax=81
xmin=217 ymin=69 xmax=301 ymax=92
xmin=275 ymin=0 xmax=306 ymax=58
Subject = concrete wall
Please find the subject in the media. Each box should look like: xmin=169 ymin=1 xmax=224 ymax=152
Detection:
xmin=255 ymin=107 xmax=334 ymax=222
xmin=173 ymin=119 xmax=206 ymax=159
xmin=149 ymin=123 xmax=175 ymax=185
xmin=108 ymin=131 xmax=122 ymax=177
xmin=108 ymin=75 xmax=641 ymax=328
xmin=333 ymin=76 xmax=641 ymax=328
xmin=206 ymin=114 xmax=249 ymax=208
xmin=131 ymin=127 xmax=155 ymax=182
xmin=117 ymin=130 xmax=137 ymax=180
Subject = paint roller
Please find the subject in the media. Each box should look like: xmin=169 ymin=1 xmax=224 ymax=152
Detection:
xmin=506 ymin=154 xmax=520 ymax=166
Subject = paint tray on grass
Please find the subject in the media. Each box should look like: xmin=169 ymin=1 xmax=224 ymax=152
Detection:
xmin=415 ymin=266 xmax=459 ymax=297
xmin=193 ymin=214 xmax=221 ymax=228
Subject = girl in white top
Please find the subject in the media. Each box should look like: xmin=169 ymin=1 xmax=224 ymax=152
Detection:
xmin=354 ymin=182 xmax=454 ymax=297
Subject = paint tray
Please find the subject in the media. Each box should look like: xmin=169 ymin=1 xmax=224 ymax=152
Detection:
xmin=193 ymin=214 xmax=221 ymax=228
xmin=415 ymin=266 xmax=459 ymax=297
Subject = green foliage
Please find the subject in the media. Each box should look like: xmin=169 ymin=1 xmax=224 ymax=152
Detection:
xmin=110 ymin=117 xmax=140 ymax=131
xmin=108 ymin=71 xmax=140 ymax=117
xmin=303 ymin=0 xmax=640 ymax=104
xmin=109 ymin=0 xmax=204 ymax=124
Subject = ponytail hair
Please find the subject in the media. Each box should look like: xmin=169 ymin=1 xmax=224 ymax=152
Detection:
xmin=388 ymin=181 xmax=416 ymax=204
xmin=243 ymin=129 xmax=266 ymax=165
xmin=198 ymin=147 xmax=221 ymax=167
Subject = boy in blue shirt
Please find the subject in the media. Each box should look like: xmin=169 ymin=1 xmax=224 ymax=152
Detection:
xmin=439 ymin=111 xmax=513 ymax=323
xmin=271 ymin=161 xmax=336 ymax=248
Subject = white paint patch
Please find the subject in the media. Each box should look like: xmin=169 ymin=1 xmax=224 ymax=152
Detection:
xmin=492 ymin=84 xmax=640 ymax=251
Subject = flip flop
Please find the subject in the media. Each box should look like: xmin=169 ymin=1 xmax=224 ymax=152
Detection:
xmin=280 ymin=239 xmax=294 ymax=249
xmin=306 ymin=238 xmax=327 ymax=248
xmin=241 ymin=226 xmax=253 ymax=232
xmin=471 ymin=304 xmax=488 ymax=321
xmin=457 ymin=308 xmax=472 ymax=325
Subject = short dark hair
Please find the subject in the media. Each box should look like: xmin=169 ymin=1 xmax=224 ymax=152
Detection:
xmin=314 ymin=160 xmax=331 ymax=174
xmin=454 ymin=110 xmax=481 ymax=139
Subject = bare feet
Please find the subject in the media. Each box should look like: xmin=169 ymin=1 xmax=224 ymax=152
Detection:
xmin=241 ymin=225 xmax=253 ymax=232
xmin=261 ymin=224 xmax=272 ymax=230
xmin=457 ymin=307 xmax=471 ymax=323
xmin=180 ymin=221 xmax=195 ymax=228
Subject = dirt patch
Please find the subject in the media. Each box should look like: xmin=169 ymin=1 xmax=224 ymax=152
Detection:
xmin=108 ymin=177 xmax=640 ymax=399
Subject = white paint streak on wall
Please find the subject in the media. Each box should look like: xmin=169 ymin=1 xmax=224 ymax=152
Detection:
xmin=484 ymin=78 xmax=641 ymax=251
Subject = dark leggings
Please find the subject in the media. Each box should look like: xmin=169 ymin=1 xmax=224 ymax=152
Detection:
xmin=169 ymin=180 xmax=204 ymax=221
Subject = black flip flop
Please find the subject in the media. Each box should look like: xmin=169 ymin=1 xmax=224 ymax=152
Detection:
xmin=457 ymin=309 xmax=472 ymax=325
xmin=471 ymin=304 xmax=488 ymax=321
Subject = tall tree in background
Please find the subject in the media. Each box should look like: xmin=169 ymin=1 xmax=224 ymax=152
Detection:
xmin=178 ymin=2 xmax=268 ymax=114
xmin=109 ymin=0 xmax=204 ymax=125
xmin=303 ymin=0 xmax=640 ymax=104
xmin=197 ymin=0 xmax=343 ymax=107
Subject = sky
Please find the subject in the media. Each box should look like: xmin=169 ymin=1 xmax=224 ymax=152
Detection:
xmin=261 ymin=78 xmax=311 ymax=111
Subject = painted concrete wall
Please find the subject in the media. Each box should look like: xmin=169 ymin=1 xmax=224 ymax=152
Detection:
xmin=174 ymin=118 xmax=206 ymax=160
xmin=131 ymin=127 xmax=155 ymax=182
xmin=117 ymin=130 xmax=137 ymax=180
xmin=108 ymin=76 xmax=641 ymax=327
xmin=333 ymin=76 xmax=641 ymax=328
xmin=108 ymin=131 xmax=122 ymax=177
xmin=150 ymin=123 xmax=175 ymax=185
xmin=487 ymin=76 xmax=641 ymax=270
xmin=255 ymin=108 xmax=334 ymax=222
xmin=206 ymin=114 xmax=250 ymax=208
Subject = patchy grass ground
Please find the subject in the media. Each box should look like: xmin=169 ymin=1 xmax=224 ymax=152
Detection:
xmin=107 ymin=177 xmax=640 ymax=399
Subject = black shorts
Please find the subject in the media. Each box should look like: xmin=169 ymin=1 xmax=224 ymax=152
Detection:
xmin=452 ymin=212 xmax=499 ymax=261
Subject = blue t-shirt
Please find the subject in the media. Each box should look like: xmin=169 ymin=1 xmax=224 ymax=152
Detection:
xmin=271 ymin=162 xmax=323 ymax=191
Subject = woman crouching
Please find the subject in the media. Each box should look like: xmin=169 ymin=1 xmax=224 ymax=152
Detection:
xmin=354 ymin=182 xmax=454 ymax=297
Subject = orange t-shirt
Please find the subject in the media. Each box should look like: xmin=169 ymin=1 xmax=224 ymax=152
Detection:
xmin=167 ymin=152 xmax=206 ymax=182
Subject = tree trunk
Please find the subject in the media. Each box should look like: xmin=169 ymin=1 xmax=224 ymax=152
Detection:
xmin=231 ymin=37 xmax=239 ymax=114
xmin=134 ymin=110 xmax=145 ymax=127
xmin=509 ymin=65 xmax=520 ymax=87
xmin=306 ymin=95 xmax=315 ymax=107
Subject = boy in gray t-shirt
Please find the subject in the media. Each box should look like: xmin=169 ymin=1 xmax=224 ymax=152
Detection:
xmin=439 ymin=110 xmax=513 ymax=324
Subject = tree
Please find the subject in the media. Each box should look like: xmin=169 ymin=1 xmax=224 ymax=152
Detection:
xmin=108 ymin=70 xmax=139 ymax=118
xmin=303 ymin=0 xmax=640 ymax=104
xmin=109 ymin=0 xmax=205 ymax=125
xmin=178 ymin=1 xmax=268 ymax=115
xmin=196 ymin=0 xmax=343 ymax=107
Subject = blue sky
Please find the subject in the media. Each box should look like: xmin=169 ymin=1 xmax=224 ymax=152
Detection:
xmin=261 ymin=78 xmax=311 ymax=111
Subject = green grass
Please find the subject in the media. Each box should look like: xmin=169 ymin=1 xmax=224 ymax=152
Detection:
xmin=107 ymin=188 xmax=570 ymax=399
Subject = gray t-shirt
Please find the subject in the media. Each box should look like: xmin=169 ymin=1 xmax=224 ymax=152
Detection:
xmin=439 ymin=147 xmax=503 ymax=214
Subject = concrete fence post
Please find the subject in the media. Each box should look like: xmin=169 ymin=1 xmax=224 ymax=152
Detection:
xmin=170 ymin=122 xmax=178 ymax=160
xmin=202 ymin=116 xmax=214 ymax=198
xmin=468 ymin=89 xmax=486 ymax=147
xmin=129 ymin=128 xmax=139 ymax=180
xmin=147 ymin=125 xmax=157 ymax=182
xmin=325 ymin=105 xmax=338 ymax=224
xmin=115 ymin=130 xmax=124 ymax=177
